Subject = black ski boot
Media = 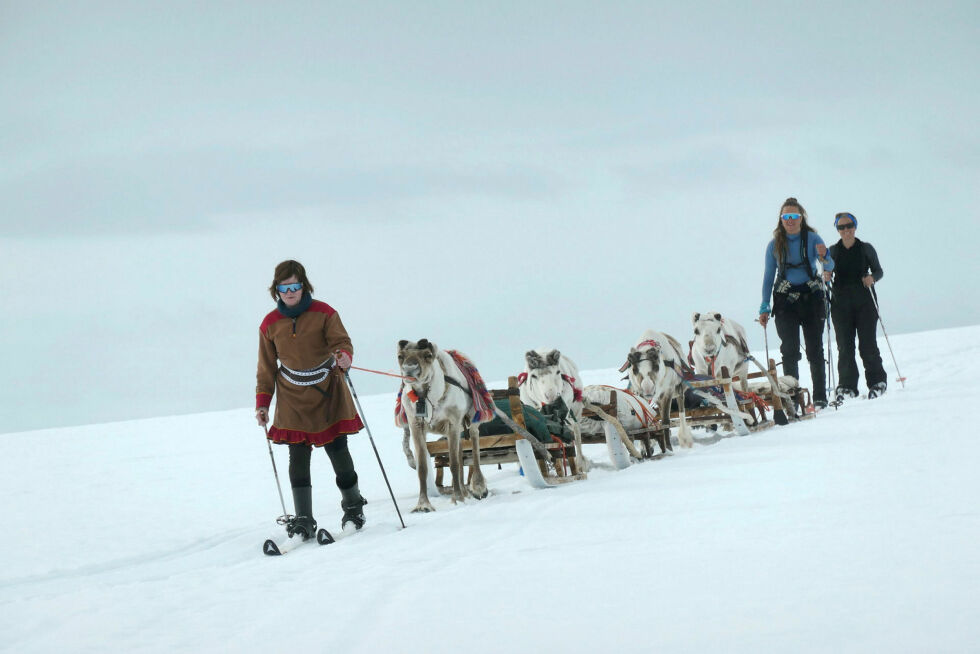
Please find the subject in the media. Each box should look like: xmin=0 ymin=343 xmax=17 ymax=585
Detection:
xmin=340 ymin=483 xmax=368 ymax=531
xmin=868 ymin=381 xmax=887 ymax=399
xmin=288 ymin=486 xmax=317 ymax=540
xmin=835 ymin=385 xmax=859 ymax=403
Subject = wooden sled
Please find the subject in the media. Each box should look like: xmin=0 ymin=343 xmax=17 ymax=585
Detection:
xmin=669 ymin=365 xmax=775 ymax=437
xmin=736 ymin=357 xmax=815 ymax=425
xmin=425 ymin=376 xmax=586 ymax=489
xmin=580 ymin=386 xmax=671 ymax=466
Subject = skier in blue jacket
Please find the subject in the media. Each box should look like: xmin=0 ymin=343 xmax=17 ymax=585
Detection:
xmin=759 ymin=197 xmax=834 ymax=409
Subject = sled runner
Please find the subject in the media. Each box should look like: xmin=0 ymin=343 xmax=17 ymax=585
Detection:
xmin=425 ymin=377 xmax=586 ymax=488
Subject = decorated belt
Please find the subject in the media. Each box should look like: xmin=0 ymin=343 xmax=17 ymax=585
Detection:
xmin=279 ymin=358 xmax=335 ymax=386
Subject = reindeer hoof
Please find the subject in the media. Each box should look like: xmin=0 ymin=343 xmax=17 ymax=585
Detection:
xmin=469 ymin=484 xmax=489 ymax=500
xmin=412 ymin=503 xmax=435 ymax=513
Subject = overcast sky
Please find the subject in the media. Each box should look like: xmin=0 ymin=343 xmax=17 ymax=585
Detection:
xmin=2 ymin=1 xmax=978 ymax=434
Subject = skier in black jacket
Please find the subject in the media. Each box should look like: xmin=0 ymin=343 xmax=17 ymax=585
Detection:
xmin=828 ymin=212 xmax=887 ymax=401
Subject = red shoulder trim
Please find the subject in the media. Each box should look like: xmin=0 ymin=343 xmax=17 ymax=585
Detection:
xmin=308 ymin=300 xmax=337 ymax=317
xmin=260 ymin=309 xmax=287 ymax=334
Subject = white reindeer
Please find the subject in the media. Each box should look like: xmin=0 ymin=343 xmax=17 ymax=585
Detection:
xmin=519 ymin=349 xmax=587 ymax=473
xmin=396 ymin=339 xmax=489 ymax=513
xmin=619 ymin=330 xmax=696 ymax=448
xmin=691 ymin=312 xmax=751 ymax=391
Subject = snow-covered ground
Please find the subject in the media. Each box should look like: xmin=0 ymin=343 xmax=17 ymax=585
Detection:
xmin=2 ymin=326 xmax=978 ymax=653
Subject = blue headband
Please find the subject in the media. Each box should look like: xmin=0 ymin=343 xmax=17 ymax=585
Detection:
xmin=835 ymin=212 xmax=858 ymax=228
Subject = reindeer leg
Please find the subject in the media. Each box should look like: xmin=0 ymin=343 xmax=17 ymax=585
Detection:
xmin=659 ymin=398 xmax=672 ymax=453
xmin=738 ymin=362 xmax=749 ymax=394
xmin=677 ymin=387 xmax=694 ymax=448
xmin=402 ymin=425 xmax=416 ymax=469
xmin=571 ymin=419 xmax=589 ymax=474
xmin=410 ymin=419 xmax=435 ymax=513
xmin=446 ymin=427 xmax=466 ymax=504
xmin=467 ymin=424 xmax=488 ymax=499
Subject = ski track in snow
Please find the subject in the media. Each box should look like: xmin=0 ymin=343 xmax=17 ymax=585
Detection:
xmin=1 ymin=327 xmax=978 ymax=653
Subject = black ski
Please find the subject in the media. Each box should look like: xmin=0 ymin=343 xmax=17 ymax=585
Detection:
xmin=263 ymin=528 xmax=334 ymax=556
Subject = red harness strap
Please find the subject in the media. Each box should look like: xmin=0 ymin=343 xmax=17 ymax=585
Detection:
xmin=552 ymin=435 xmax=569 ymax=475
xmin=741 ymin=391 xmax=770 ymax=419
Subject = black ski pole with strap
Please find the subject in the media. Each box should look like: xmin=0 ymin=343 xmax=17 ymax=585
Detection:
xmin=868 ymin=287 xmax=907 ymax=388
xmin=344 ymin=370 xmax=407 ymax=529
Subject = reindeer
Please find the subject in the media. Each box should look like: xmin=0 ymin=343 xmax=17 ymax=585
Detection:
xmin=396 ymin=339 xmax=489 ymax=513
xmin=519 ymin=349 xmax=587 ymax=472
xmin=620 ymin=330 xmax=696 ymax=448
xmin=690 ymin=312 xmax=751 ymax=391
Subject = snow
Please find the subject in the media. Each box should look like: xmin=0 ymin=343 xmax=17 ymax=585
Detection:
xmin=2 ymin=326 xmax=978 ymax=653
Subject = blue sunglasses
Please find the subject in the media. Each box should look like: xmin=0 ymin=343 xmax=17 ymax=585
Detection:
xmin=276 ymin=282 xmax=303 ymax=294
xmin=780 ymin=213 xmax=803 ymax=221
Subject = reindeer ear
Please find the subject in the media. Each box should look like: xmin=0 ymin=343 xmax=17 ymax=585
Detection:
xmin=398 ymin=339 xmax=409 ymax=350
xmin=619 ymin=348 xmax=636 ymax=373
xmin=526 ymin=350 xmax=545 ymax=368
xmin=692 ymin=312 xmax=700 ymax=324
xmin=714 ymin=313 xmax=722 ymax=321
xmin=546 ymin=350 xmax=561 ymax=366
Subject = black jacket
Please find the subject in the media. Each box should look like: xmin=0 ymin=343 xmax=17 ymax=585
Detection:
xmin=829 ymin=238 xmax=883 ymax=288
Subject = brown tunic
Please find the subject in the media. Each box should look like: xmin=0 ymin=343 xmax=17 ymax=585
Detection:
xmin=256 ymin=300 xmax=364 ymax=446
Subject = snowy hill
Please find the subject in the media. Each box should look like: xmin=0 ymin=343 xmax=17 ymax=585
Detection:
xmin=2 ymin=326 xmax=978 ymax=653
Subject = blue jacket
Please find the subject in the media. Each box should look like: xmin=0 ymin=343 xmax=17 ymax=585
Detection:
xmin=760 ymin=231 xmax=834 ymax=313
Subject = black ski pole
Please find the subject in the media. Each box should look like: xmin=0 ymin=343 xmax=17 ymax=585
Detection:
xmin=262 ymin=423 xmax=292 ymax=523
xmin=343 ymin=370 xmax=407 ymax=529
xmin=817 ymin=257 xmax=838 ymax=408
xmin=868 ymin=286 xmax=906 ymax=388
xmin=824 ymin=281 xmax=838 ymax=408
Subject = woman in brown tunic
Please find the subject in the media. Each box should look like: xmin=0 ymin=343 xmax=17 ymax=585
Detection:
xmin=255 ymin=260 xmax=366 ymax=537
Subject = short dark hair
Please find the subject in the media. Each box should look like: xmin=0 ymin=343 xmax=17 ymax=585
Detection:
xmin=269 ymin=260 xmax=314 ymax=301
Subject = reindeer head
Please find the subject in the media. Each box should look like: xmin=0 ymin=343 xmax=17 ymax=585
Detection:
xmin=620 ymin=343 xmax=662 ymax=399
xmin=397 ymin=339 xmax=436 ymax=383
xmin=692 ymin=312 xmax=724 ymax=357
xmin=523 ymin=349 xmax=563 ymax=405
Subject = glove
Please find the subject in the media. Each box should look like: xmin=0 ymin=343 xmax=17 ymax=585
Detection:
xmin=334 ymin=350 xmax=352 ymax=370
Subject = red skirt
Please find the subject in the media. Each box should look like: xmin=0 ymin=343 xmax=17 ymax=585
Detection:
xmin=267 ymin=415 xmax=364 ymax=447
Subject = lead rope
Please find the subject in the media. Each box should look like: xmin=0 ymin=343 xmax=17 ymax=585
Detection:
xmin=348 ymin=365 xmax=415 ymax=381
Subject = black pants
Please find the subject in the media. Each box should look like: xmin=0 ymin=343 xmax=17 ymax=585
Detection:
xmin=774 ymin=290 xmax=827 ymax=402
xmin=832 ymin=285 xmax=886 ymax=391
xmin=288 ymin=436 xmax=358 ymax=491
